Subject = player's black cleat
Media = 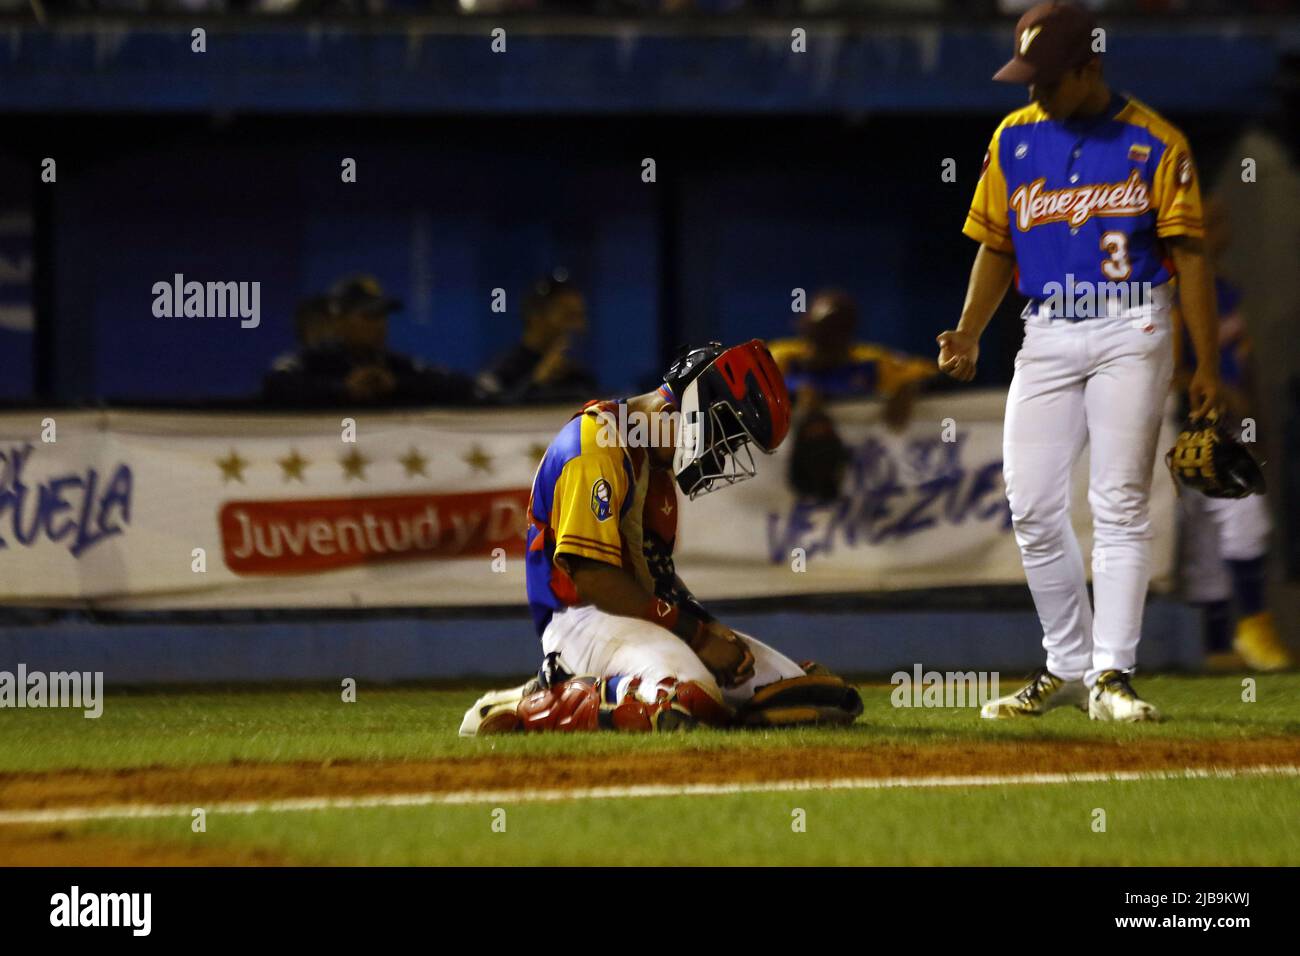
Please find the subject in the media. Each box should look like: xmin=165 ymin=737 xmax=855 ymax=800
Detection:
xmin=980 ymin=667 xmax=1086 ymax=719
xmin=1089 ymin=669 xmax=1161 ymax=722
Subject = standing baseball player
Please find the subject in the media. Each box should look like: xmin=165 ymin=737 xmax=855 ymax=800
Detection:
xmin=1174 ymin=198 xmax=1292 ymax=672
xmin=460 ymin=340 xmax=863 ymax=734
xmin=937 ymin=2 xmax=1221 ymax=721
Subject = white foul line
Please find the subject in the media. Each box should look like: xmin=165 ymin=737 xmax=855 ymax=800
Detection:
xmin=1 ymin=763 xmax=1297 ymax=826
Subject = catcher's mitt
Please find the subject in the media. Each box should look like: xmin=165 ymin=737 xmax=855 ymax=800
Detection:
xmin=1165 ymin=411 xmax=1265 ymax=499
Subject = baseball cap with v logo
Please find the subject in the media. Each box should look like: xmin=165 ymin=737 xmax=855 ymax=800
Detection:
xmin=993 ymin=1 xmax=1097 ymax=85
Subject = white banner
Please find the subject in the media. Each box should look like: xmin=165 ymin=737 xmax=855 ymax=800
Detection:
xmin=679 ymin=391 xmax=1178 ymax=597
xmin=0 ymin=394 xmax=1177 ymax=608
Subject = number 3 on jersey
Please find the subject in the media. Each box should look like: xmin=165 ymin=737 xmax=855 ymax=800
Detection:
xmin=1100 ymin=231 xmax=1131 ymax=280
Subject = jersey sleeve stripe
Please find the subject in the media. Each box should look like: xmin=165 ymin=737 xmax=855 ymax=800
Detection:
xmin=1156 ymin=219 xmax=1205 ymax=237
xmin=554 ymin=543 xmax=624 ymax=567
xmin=561 ymin=533 xmax=623 ymax=551
xmin=555 ymin=535 xmax=623 ymax=558
xmin=966 ymin=210 xmax=1010 ymax=238
xmin=963 ymin=219 xmax=1015 ymax=252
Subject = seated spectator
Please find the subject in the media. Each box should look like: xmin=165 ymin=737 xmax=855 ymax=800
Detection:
xmin=281 ymin=293 xmax=335 ymax=356
xmin=768 ymin=289 xmax=937 ymax=502
xmin=477 ymin=271 xmax=597 ymax=404
xmin=768 ymin=289 xmax=936 ymax=426
xmin=263 ymin=275 xmax=478 ymax=406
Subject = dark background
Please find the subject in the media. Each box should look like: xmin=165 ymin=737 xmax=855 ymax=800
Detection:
xmin=0 ymin=110 xmax=1256 ymax=404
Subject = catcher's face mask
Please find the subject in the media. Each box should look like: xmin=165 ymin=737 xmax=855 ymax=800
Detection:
xmin=672 ymin=382 xmax=758 ymax=499
xmin=667 ymin=341 xmax=791 ymax=500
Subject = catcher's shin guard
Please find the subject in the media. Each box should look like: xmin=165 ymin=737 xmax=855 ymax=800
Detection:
xmin=607 ymin=677 xmax=733 ymax=732
xmin=500 ymin=675 xmax=734 ymax=734
xmin=734 ymin=664 xmax=863 ymax=727
xmin=517 ymin=676 xmax=604 ymax=732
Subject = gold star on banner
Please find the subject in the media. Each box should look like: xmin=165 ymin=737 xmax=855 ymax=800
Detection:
xmin=399 ymin=446 xmax=429 ymax=478
xmin=463 ymin=445 xmax=493 ymax=474
xmin=526 ymin=442 xmax=549 ymax=465
xmin=279 ymin=448 xmax=309 ymax=483
xmin=216 ymin=449 xmax=248 ymax=484
xmin=340 ymin=448 xmax=370 ymax=481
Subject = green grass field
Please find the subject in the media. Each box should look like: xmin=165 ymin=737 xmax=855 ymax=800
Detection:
xmin=2 ymin=673 xmax=1298 ymax=865
xmin=78 ymin=777 xmax=1300 ymax=866
xmin=4 ymin=672 xmax=1298 ymax=771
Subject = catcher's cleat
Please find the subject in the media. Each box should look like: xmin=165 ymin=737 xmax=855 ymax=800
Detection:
xmin=650 ymin=707 xmax=699 ymax=733
xmin=1233 ymin=612 xmax=1294 ymax=672
xmin=458 ymin=677 xmax=541 ymax=737
xmin=1088 ymin=669 xmax=1161 ymax=723
xmin=980 ymin=667 xmax=1085 ymax=719
xmin=477 ymin=708 xmax=525 ymax=735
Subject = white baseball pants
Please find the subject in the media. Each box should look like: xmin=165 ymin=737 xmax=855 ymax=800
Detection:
xmin=1178 ymin=491 xmax=1272 ymax=603
xmin=541 ymin=604 xmax=806 ymax=708
xmin=1003 ymin=290 xmax=1174 ymax=687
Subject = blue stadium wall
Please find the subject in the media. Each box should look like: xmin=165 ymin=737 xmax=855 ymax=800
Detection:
xmin=0 ymin=603 xmax=1204 ymax=685
xmin=41 ymin=114 xmax=1025 ymax=401
xmin=1 ymin=18 xmax=1293 ymax=402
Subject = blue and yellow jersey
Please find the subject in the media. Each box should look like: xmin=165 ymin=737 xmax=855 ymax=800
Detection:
xmin=964 ymin=95 xmax=1204 ymax=303
xmin=525 ymin=400 xmax=681 ymax=635
xmin=767 ymin=339 xmax=936 ymax=399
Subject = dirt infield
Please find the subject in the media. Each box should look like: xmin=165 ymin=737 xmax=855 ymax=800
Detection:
xmin=0 ymin=827 xmax=289 ymax=866
xmin=4 ymin=737 xmax=1299 ymax=865
xmin=4 ymin=737 xmax=1300 ymax=812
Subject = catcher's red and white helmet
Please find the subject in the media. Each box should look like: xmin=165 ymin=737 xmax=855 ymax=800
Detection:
xmin=660 ymin=339 xmax=791 ymax=499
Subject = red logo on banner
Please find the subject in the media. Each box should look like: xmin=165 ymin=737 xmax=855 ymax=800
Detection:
xmin=219 ymin=489 xmax=530 ymax=575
